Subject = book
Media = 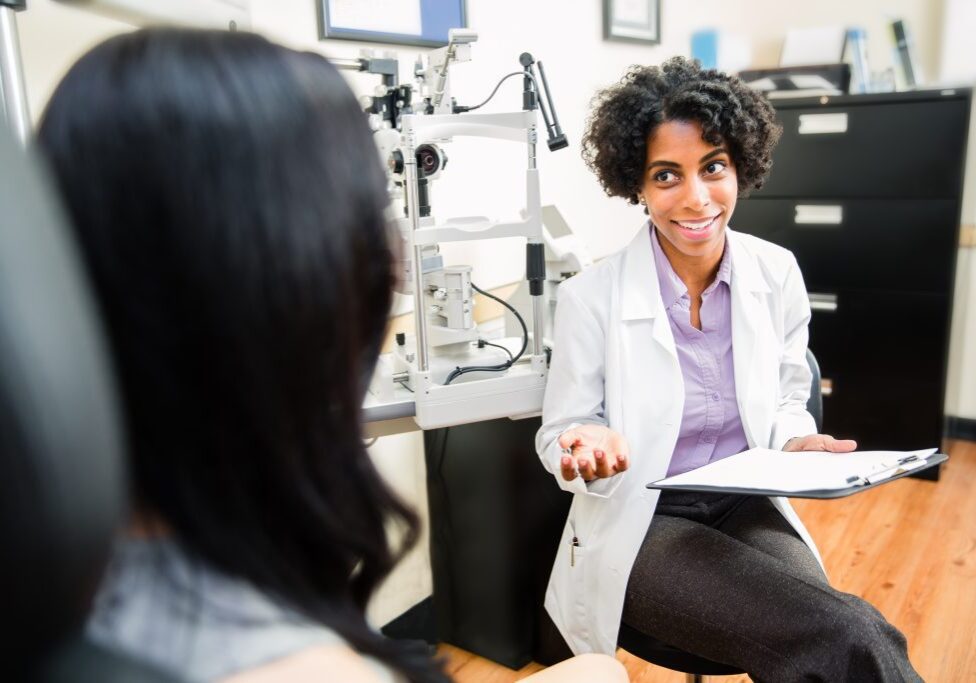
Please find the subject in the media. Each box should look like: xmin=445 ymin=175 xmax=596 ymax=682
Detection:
xmin=845 ymin=27 xmax=870 ymax=94
xmin=891 ymin=19 xmax=922 ymax=88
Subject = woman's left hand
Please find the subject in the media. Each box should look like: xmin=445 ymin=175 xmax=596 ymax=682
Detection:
xmin=783 ymin=434 xmax=857 ymax=452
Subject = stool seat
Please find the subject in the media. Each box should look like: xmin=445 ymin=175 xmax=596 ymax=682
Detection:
xmin=617 ymin=623 xmax=744 ymax=676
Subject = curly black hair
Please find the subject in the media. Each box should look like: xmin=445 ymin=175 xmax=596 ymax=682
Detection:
xmin=582 ymin=56 xmax=782 ymax=205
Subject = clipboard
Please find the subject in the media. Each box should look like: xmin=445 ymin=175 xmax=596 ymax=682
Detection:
xmin=646 ymin=449 xmax=947 ymax=500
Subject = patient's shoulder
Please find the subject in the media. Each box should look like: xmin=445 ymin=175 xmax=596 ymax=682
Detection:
xmin=221 ymin=643 xmax=400 ymax=683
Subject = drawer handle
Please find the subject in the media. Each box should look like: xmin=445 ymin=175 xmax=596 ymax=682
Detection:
xmin=809 ymin=293 xmax=838 ymax=312
xmin=794 ymin=204 xmax=843 ymax=225
xmin=821 ymin=378 xmax=834 ymax=397
xmin=798 ymin=112 xmax=848 ymax=135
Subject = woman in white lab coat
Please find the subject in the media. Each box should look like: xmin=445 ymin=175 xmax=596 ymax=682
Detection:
xmin=536 ymin=57 xmax=922 ymax=681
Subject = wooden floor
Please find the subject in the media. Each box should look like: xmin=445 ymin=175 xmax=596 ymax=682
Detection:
xmin=439 ymin=439 xmax=976 ymax=682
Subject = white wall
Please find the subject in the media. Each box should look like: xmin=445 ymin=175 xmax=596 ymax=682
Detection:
xmin=948 ymin=246 xmax=976 ymax=421
xmin=945 ymin=94 xmax=976 ymax=422
xmin=940 ymin=0 xmax=976 ymax=84
xmin=12 ymin=0 xmax=971 ymax=628
xmin=941 ymin=0 xmax=976 ymax=421
xmin=674 ymin=0 xmax=945 ymax=84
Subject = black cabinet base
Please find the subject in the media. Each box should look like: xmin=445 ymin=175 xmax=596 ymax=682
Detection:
xmin=423 ymin=417 xmax=570 ymax=670
xmin=381 ymin=596 xmax=438 ymax=646
xmin=909 ymin=463 xmax=941 ymax=481
xmin=947 ymin=416 xmax=976 ymax=443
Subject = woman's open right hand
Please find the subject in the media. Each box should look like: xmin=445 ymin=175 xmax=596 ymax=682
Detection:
xmin=557 ymin=424 xmax=630 ymax=482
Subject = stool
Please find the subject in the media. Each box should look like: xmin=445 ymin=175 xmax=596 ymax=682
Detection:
xmin=617 ymin=622 xmax=744 ymax=682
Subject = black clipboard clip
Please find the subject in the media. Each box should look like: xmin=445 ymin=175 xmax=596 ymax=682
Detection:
xmin=847 ymin=453 xmax=929 ymax=486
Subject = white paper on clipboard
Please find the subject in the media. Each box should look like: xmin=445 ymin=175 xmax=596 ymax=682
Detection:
xmin=651 ymin=447 xmax=938 ymax=494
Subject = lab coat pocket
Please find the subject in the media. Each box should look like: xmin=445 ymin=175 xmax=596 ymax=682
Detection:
xmin=566 ymin=520 xmax=588 ymax=620
xmin=568 ymin=532 xmax=584 ymax=568
xmin=567 ymin=520 xmax=586 ymax=581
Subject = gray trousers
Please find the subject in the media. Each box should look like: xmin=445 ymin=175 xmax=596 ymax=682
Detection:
xmin=621 ymin=491 xmax=923 ymax=682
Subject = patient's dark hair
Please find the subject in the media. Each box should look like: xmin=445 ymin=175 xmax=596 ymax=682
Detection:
xmin=582 ymin=56 xmax=782 ymax=205
xmin=38 ymin=29 xmax=445 ymax=682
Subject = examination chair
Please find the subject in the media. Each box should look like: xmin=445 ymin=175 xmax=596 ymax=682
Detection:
xmin=426 ymin=349 xmax=823 ymax=682
xmin=0 ymin=127 xmax=179 ymax=682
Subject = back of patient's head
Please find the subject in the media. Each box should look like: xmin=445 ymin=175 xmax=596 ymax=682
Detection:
xmin=38 ymin=28 xmax=443 ymax=682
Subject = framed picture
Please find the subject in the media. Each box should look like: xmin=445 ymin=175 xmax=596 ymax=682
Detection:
xmin=603 ymin=0 xmax=660 ymax=45
xmin=318 ymin=0 xmax=467 ymax=48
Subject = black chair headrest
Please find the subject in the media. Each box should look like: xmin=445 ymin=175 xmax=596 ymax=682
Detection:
xmin=0 ymin=126 xmax=127 ymax=664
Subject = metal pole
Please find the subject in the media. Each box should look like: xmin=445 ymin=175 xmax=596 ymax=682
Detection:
xmin=402 ymin=129 xmax=430 ymax=372
xmin=530 ymin=270 xmax=545 ymax=356
xmin=531 ymin=283 xmax=544 ymax=356
xmin=330 ymin=57 xmax=363 ymax=71
xmin=0 ymin=5 xmax=30 ymax=145
xmin=526 ymin=137 xmax=544 ymax=358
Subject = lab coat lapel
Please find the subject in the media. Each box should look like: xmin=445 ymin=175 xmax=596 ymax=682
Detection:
xmin=728 ymin=230 xmax=772 ymax=448
xmin=619 ymin=224 xmax=676 ymax=360
xmin=616 ymin=225 xmax=682 ymax=480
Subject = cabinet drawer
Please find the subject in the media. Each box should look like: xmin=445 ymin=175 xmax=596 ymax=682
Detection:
xmin=807 ymin=290 xmax=950 ymax=378
xmin=819 ymin=375 xmax=944 ymax=451
xmin=755 ymin=98 xmax=969 ymax=199
xmin=808 ymin=291 xmax=949 ymax=449
xmin=732 ymin=199 xmax=959 ymax=294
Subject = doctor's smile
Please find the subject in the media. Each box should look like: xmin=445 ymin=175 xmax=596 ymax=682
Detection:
xmin=670 ymin=213 xmax=721 ymax=241
xmin=640 ymin=120 xmax=738 ymax=261
xmin=671 ymin=215 xmax=720 ymax=230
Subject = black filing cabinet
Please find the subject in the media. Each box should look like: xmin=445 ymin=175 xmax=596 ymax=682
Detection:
xmin=734 ymin=89 xmax=972 ymax=477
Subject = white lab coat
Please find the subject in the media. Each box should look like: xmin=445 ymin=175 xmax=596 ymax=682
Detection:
xmin=535 ymin=224 xmax=825 ymax=655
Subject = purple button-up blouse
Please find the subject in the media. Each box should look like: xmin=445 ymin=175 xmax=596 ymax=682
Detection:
xmin=651 ymin=227 xmax=750 ymax=477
